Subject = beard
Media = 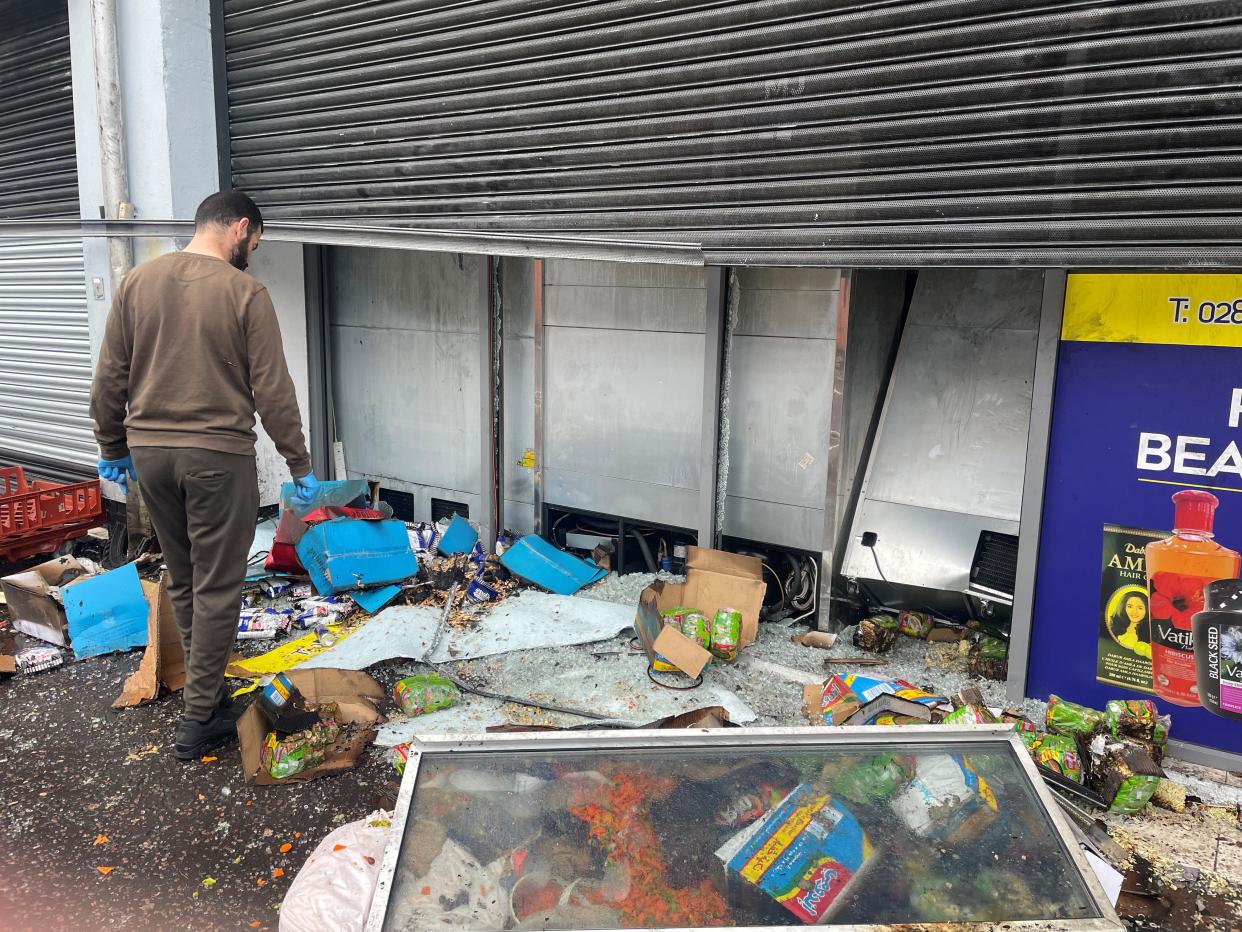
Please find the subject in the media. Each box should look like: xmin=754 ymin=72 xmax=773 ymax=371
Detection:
xmin=228 ymin=239 xmax=253 ymax=271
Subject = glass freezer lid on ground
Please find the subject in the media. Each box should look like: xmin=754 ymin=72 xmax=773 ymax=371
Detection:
xmin=366 ymin=726 xmax=1125 ymax=931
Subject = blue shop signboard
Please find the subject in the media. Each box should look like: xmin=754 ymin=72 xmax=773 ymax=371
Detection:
xmin=1029 ymin=273 xmax=1242 ymax=753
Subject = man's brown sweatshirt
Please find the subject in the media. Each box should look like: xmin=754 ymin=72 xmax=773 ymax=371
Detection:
xmin=90 ymin=251 xmax=311 ymax=477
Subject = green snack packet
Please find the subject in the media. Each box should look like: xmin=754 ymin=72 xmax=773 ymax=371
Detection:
xmin=394 ymin=673 xmax=460 ymax=717
xmin=1029 ymin=733 xmax=1083 ymax=783
xmin=261 ymin=708 xmax=342 ymax=780
xmin=1045 ymin=695 xmax=1104 ymax=739
xmin=942 ymin=704 xmax=999 ymax=725
xmin=1099 ymin=743 xmax=1164 ymax=814
xmin=833 ymin=753 xmax=914 ymax=804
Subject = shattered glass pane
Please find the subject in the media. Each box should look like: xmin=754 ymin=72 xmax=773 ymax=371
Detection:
xmin=381 ymin=738 xmax=1100 ymax=929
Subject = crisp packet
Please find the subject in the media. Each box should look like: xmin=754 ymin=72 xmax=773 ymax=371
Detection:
xmin=941 ymin=704 xmax=999 ymax=725
xmin=1097 ymin=743 xmax=1163 ymax=814
xmin=15 ymin=646 xmax=63 ymax=674
xmin=261 ymin=706 xmax=342 ymax=780
xmin=890 ymin=754 xmax=999 ymax=843
xmin=1046 ymin=695 xmax=1105 ymax=739
xmin=1024 ymin=732 xmax=1083 ymax=783
xmin=394 ymin=673 xmax=460 ymax=717
xmin=815 ymin=674 xmax=862 ymax=725
xmin=390 ymin=742 xmax=412 ymax=777
xmin=898 ymin=610 xmax=934 ymax=638
xmin=716 ymin=784 xmax=874 ymax=925
xmin=853 ymin=615 xmax=899 ymax=653
xmin=1105 ymin=699 xmax=1171 ymax=759
xmin=833 ymin=754 xmax=915 ymax=804
xmin=842 ymin=673 xmax=948 ymax=708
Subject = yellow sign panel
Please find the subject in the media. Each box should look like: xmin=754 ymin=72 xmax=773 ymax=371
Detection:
xmin=1063 ymin=273 xmax=1242 ymax=348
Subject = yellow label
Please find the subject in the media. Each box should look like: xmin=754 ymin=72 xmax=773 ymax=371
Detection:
xmin=739 ymin=795 xmax=828 ymax=883
xmin=517 ymin=449 xmax=536 ymax=468
xmin=1063 ymin=273 xmax=1242 ymax=348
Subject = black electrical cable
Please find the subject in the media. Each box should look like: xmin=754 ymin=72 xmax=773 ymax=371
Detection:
xmin=646 ymin=663 xmax=703 ymax=691
xmin=627 ymin=529 xmax=658 ymax=573
xmin=869 ymin=546 xmax=888 ymax=583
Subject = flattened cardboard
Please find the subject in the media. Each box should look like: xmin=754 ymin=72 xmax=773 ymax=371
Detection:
xmin=634 ymin=546 xmax=767 ymax=675
xmin=238 ymin=668 xmax=385 ymax=786
xmin=644 ymin=705 xmax=734 ymax=729
xmin=635 ymin=587 xmax=712 ymax=677
xmin=0 ymin=632 xmax=15 ymax=675
xmin=803 ymin=677 xmax=862 ymax=726
xmin=113 ymin=576 xmax=186 ymax=708
xmin=653 ymin=626 xmax=711 ymax=679
xmin=1 ymin=555 xmax=91 ymax=647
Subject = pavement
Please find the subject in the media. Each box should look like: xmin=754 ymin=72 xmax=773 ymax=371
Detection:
xmin=0 ymin=646 xmax=394 ymax=932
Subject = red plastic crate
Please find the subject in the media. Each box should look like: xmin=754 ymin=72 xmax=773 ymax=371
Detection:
xmin=0 ymin=466 xmax=105 ymax=562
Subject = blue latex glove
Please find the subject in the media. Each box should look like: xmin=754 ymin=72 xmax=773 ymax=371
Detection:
xmin=291 ymin=473 xmax=320 ymax=509
xmin=97 ymin=455 xmax=137 ymax=494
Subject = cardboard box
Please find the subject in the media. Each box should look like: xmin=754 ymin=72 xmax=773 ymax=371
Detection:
xmin=716 ymin=784 xmax=875 ymax=924
xmin=238 ymin=668 xmax=385 ymax=785
xmin=0 ymin=555 xmax=93 ymax=647
xmin=635 ymin=547 xmax=767 ymax=677
xmin=113 ymin=576 xmax=186 ymax=708
xmin=295 ymin=518 xmax=419 ymax=596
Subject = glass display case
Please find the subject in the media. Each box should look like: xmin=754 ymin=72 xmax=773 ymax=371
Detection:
xmin=365 ymin=726 xmax=1124 ymax=931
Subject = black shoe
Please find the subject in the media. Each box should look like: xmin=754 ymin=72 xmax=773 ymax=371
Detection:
xmin=174 ymin=708 xmax=238 ymax=761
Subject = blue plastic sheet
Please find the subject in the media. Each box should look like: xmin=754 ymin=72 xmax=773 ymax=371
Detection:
xmin=64 ymin=562 xmax=150 ymax=659
xmin=436 ymin=514 xmax=479 ymax=556
xmin=351 ymin=584 xmax=403 ymax=615
xmin=279 ymin=479 xmax=370 ymax=518
xmin=498 ymin=534 xmax=607 ymax=595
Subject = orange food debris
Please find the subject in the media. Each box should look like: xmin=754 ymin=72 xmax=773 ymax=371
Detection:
xmin=96 ymin=867 xmax=113 ymax=876
xmin=256 ymin=878 xmax=267 ymax=887
xmin=200 ymin=756 xmax=218 ymax=763
xmin=332 ymin=844 xmax=347 ymax=852
xmin=93 ymin=835 xmax=109 ymax=845
xmin=250 ymin=923 xmax=261 ymax=929
xmin=278 ymin=843 xmax=292 ymax=853
xmin=272 ymin=868 xmax=285 ymax=879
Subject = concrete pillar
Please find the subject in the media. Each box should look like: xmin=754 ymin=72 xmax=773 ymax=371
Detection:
xmin=68 ymin=0 xmax=219 ymax=363
xmin=67 ymin=0 xmax=313 ymax=504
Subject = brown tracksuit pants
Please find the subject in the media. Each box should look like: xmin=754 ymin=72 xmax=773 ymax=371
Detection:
xmin=130 ymin=447 xmax=259 ymax=722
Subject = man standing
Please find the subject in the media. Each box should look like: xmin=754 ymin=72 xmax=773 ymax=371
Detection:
xmin=90 ymin=191 xmax=318 ymax=760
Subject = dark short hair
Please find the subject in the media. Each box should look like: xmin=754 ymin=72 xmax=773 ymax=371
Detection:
xmin=194 ymin=191 xmax=263 ymax=232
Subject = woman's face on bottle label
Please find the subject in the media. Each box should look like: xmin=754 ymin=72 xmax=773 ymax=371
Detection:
xmin=1126 ymin=596 xmax=1147 ymax=624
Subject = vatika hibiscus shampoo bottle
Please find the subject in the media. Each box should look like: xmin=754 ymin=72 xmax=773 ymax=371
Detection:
xmin=1146 ymin=490 xmax=1241 ymax=706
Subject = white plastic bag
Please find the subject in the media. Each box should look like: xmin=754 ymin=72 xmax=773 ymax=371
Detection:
xmin=385 ymin=839 xmax=510 ymax=930
xmin=279 ymin=810 xmax=393 ymax=932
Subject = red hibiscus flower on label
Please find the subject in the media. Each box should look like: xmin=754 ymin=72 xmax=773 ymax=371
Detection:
xmin=1149 ymin=572 xmax=1207 ymax=628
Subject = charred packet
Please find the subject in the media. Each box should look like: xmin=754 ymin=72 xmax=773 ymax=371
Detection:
xmin=967 ymin=635 xmax=1009 ymax=681
xmin=853 ymin=614 xmax=899 ymax=653
xmin=1093 ymin=740 xmax=1164 ymax=814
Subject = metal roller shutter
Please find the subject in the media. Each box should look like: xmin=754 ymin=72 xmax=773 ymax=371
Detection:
xmin=224 ymin=0 xmax=1242 ymax=267
xmin=0 ymin=1 xmax=94 ymax=478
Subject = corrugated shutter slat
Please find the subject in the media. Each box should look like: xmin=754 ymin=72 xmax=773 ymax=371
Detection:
xmin=0 ymin=1 xmax=93 ymax=476
xmin=224 ymin=0 xmax=1242 ymax=266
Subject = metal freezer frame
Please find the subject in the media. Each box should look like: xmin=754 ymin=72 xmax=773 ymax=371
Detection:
xmin=365 ymin=724 xmax=1126 ymax=932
